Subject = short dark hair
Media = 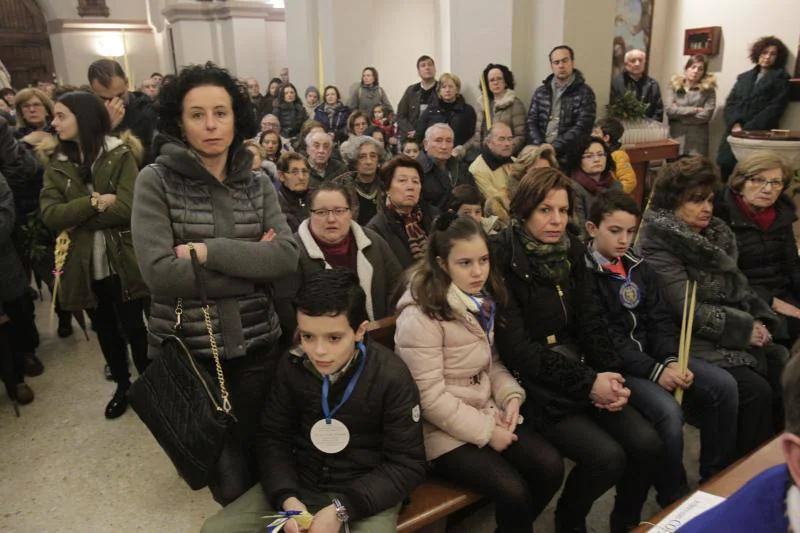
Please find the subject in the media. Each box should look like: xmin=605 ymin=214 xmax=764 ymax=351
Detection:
xmin=651 ymin=155 xmax=720 ymax=211
xmin=447 ymin=184 xmax=486 ymax=212
xmin=151 ymin=72 xmax=163 ymax=78
xmin=510 ymin=167 xmax=574 ymax=221
xmin=588 ymin=189 xmax=641 ymax=226
xmin=156 ymin=62 xmax=255 ymax=168
xmin=55 ymin=91 xmax=112 ymax=173
xmin=276 ymin=151 xmax=307 ymax=172
xmin=309 ymin=179 xmax=358 ymax=213
xmin=549 ymin=45 xmax=575 ymax=61
xmin=749 ymin=36 xmax=790 ymax=70
xmin=87 ymin=59 xmax=126 ymax=87
xmin=783 ymin=353 xmax=800 ymax=436
xmin=417 ymin=55 xmax=435 ymax=69
xmin=379 ymin=155 xmax=423 ymax=191
xmin=595 ymin=117 xmax=625 ymax=146
xmin=295 ymin=269 xmax=368 ymax=330
xmin=481 ymin=63 xmax=515 ymax=98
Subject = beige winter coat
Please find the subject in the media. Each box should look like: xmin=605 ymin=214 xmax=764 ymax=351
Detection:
xmin=395 ymin=285 xmax=525 ymax=461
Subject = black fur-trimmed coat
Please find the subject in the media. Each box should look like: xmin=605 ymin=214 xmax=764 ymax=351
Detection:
xmin=637 ymin=208 xmax=783 ymax=370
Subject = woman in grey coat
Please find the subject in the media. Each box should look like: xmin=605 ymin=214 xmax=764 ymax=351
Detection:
xmin=636 ymin=156 xmax=788 ymax=461
xmin=131 ymin=63 xmax=299 ymax=505
xmin=666 ymin=55 xmax=717 ymax=156
xmin=348 ymin=66 xmax=394 ymax=117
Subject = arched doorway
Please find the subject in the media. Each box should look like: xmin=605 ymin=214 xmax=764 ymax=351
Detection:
xmin=0 ymin=0 xmax=56 ymax=89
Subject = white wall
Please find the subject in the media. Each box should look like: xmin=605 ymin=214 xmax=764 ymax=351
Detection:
xmin=50 ymin=31 xmax=161 ymax=87
xmin=651 ymin=0 xmax=799 ymax=159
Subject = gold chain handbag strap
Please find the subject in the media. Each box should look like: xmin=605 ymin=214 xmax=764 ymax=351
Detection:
xmin=186 ymin=244 xmax=233 ymax=415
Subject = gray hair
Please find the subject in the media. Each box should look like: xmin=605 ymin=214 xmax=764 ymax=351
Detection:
xmin=305 ymin=130 xmax=332 ymax=148
xmin=484 ymin=121 xmax=513 ymax=145
xmin=624 ymin=49 xmax=646 ymax=63
xmin=340 ymin=135 xmax=384 ymax=165
xmin=424 ymin=122 xmax=455 ymax=142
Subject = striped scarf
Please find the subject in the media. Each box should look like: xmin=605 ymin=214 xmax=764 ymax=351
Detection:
xmin=387 ymin=197 xmax=428 ymax=260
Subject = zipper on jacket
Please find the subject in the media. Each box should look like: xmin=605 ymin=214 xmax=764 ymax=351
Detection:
xmin=555 ymin=284 xmax=568 ymax=321
xmin=627 ymin=310 xmax=643 ymax=351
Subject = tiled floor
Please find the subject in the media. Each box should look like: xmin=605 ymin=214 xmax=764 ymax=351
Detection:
xmin=0 ymin=297 xmax=699 ymax=532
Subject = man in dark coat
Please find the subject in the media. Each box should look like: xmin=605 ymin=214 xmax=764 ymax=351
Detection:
xmin=396 ymin=55 xmax=438 ymax=141
xmin=527 ymin=45 xmax=597 ymax=157
xmin=88 ymin=58 xmax=158 ymax=164
xmin=201 ymin=269 xmax=426 ymax=533
xmin=610 ymin=49 xmax=664 ymax=121
xmin=417 ymin=123 xmax=475 ymax=210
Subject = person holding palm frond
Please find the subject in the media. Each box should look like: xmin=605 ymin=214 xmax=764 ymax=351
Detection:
xmin=38 ymin=90 xmax=149 ymax=420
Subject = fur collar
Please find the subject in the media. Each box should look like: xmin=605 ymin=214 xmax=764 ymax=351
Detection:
xmin=493 ymin=89 xmax=519 ymax=111
xmin=396 ymin=283 xmax=492 ymax=341
xmin=37 ymin=131 xmax=143 ymax=167
xmin=670 ymin=73 xmax=718 ymax=92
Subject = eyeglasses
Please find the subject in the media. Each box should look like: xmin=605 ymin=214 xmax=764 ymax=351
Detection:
xmin=287 ymin=169 xmax=310 ymax=176
xmin=747 ymin=177 xmax=784 ymax=190
xmin=310 ymin=207 xmax=351 ymax=218
xmin=582 ymin=152 xmax=606 ymax=160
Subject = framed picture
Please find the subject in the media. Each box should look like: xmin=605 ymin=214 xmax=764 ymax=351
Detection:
xmin=612 ymin=0 xmax=655 ymax=78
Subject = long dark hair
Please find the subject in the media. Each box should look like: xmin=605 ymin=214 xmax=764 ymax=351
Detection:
xmin=407 ymin=213 xmax=507 ymax=321
xmin=156 ymin=62 xmax=255 ymax=162
xmin=56 ymin=91 xmax=111 ymax=172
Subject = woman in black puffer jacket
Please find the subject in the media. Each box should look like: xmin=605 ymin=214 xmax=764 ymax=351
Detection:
xmin=273 ymin=83 xmax=308 ymax=139
xmin=715 ymin=152 xmax=800 ymax=347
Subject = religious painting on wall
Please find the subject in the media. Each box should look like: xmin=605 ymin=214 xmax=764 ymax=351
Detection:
xmin=612 ymin=0 xmax=655 ymax=78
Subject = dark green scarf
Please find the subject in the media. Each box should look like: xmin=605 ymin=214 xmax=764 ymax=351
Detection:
xmin=512 ymin=218 xmax=571 ymax=283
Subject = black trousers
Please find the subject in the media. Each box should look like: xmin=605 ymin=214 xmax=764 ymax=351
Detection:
xmin=89 ymin=276 xmax=149 ymax=386
xmin=203 ymin=343 xmax=281 ymax=506
xmin=431 ymin=423 xmax=564 ymax=532
xmin=0 ymin=290 xmax=39 ymax=384
xmin=543 ymin=406 xmax=662 ymax=530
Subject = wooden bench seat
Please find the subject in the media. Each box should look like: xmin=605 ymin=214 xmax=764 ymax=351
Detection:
xmin=398 ymin=480 xmax=483 ymax=532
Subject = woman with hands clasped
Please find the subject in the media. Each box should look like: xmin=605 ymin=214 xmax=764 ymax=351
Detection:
xmin=493 ymin=166 xmax=661 ymax=533
xmin=395 ymin=213 xmax=564 ymax=533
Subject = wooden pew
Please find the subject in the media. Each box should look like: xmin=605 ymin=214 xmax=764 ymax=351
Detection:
xmin=366 ymin=317 xmax=486 ymax=533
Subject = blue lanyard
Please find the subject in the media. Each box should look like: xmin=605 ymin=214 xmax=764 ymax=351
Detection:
xmin=468 ymin=295 xmax=495 ymax=338
xmin=321 ymin=342 xmax=367 ymax=424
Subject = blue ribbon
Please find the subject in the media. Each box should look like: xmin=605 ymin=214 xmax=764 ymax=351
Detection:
xmin=321 ymin=342 xmax=367 ymax=424
xmin=468 ymin=295 xmax=495 ymax=339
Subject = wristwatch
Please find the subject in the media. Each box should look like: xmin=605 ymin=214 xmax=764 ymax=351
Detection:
xmin=331 ymin=497 xmax=349 ymax=523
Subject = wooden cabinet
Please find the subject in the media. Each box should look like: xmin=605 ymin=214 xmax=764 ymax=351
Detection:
xmin=684 ymin=27 xmax=722 ymax=56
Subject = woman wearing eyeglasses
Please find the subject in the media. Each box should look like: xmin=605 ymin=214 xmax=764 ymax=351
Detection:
xmin=13 ymin=88 xmax=54 ymax=143
xmin=567 ymin=135 xmax=620 ymax=238
xmin=715 ymin=152 xmax=800 ymax=348
xmin=275 ymin=152 xmax=311 ymax=232
xmin=274 ymin=179 xmax=402 ymax=342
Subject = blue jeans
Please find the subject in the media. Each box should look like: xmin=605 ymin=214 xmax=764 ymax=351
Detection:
xmin=626 ymin=357 xmax=738 ymax=506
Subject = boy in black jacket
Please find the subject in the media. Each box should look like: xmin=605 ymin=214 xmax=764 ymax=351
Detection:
xmin=202 ymin=269 xmax=426 ymax=533
xmin=585 ymin=190 xmax=739 ymax=508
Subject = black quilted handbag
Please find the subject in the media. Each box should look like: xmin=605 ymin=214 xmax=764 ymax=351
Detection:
xmin=129 ymin=245 xmax=236 ymax=490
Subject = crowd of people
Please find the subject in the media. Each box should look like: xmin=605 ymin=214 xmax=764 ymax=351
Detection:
xmin=0 ymin=32 xmax=797 ymax=533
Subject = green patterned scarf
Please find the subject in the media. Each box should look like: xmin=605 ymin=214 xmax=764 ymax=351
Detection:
xmin=512 ymin=218 xmax=571 ymax=284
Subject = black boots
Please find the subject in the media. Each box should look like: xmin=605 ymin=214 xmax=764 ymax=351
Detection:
xmin=22 ymin=352 xmax=44 ymax=376
xmin=104 ymin=384 xmax=129 ymax=419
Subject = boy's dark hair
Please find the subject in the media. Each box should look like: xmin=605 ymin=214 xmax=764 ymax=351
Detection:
xmin=87 ymin=59 xmax=126 ymax=87
xmin=295 ymin=269 xmax=368 ymax=330
xmin=588 ymin=189 xmax=641 ymax=226
xmin=595 ymin=117 xmax=624 ymax=149
xmin=417 ymin=55 xmax=435 ymax=69
xmin=151 ymin=72 xmax=163 ymax=78
xmin=447 ymin=184 xmax=486 ymax=212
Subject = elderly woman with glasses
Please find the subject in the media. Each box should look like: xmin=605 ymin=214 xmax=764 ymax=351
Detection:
xmin=714 ymin=152 xmax=800 ymax=347
xmin=14 ymin=88 xmax=55 ymax=144
xmin=274 ymin=179 xmax=402 ymax=343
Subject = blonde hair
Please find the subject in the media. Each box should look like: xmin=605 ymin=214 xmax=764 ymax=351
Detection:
xmin=438 ymin=73 xmax=462 ymax=93
xmin=243 ymin=139 xmax=266 ymax=159
xmin=729 ymin=152 xmax=792 ymax=193
xmin=14 ymin=88 xmax=54 ymax=127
